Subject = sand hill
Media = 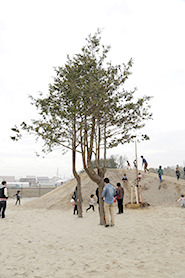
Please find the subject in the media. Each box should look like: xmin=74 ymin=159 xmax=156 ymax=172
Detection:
xmin=2 ymin=169 xmax=185 ymax=278
xmin=25 ymin=169 xmax=185 ymax=210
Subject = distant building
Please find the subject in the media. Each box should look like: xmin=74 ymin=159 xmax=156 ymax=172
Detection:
xmin=37 ymin=177 xmax=49 ymax=184
xmin=7 ymin=182 xmax=30 ymax=188
xmin=0 ymin=176 xmax=15 ymax=182
xmin=20 ymin=177 xmax=36 ymax=186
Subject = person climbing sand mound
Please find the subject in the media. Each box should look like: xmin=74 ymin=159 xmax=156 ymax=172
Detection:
xmin=141 ymin=156 xmax=150 ymax=172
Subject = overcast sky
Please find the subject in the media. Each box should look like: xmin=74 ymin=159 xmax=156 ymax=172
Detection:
xmin=1 ymin=0 xmax=185 ymax=179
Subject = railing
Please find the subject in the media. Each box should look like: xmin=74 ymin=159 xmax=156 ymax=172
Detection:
xmin=8 ymin=187 xmax=56 ymax=198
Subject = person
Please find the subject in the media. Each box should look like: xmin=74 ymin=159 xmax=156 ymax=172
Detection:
xmin=14 ymin=190 xmax=21 ymax=205
xmin=127 ymin=161 xmax=131 ymax=169
xmin=177 ymin=195 xmax=185 ymax=208
xmin=0 ymin=181 xmax=8 ymax=218
xmin=138 ymin=172 xmax=142 ymax=181
xmin=141 ymin=156 xmax=150 ymax=172
xmin=72 ymin=186 xmax=78 ymax=215
xmin=102 ymin=178 xmax=116 ymax=228
xmin=95 ymin=187 xmax=99 ymax=204
xmin=86 ymin=194 xmax=95 ymax=212
xmin=158 ymin=166 xmax=163 ymax=183
xmin=184 ymin=167 xmax=185 ymax=176
xmin=176 ymin=167 xmax=180 ymax=180
xmin=116 ymin=183 xmax=124 ymax=214
xmin=122 ymin=173 xmax=128 ymax=183
xmin=133 ymin=159 xmax=137 ymax=169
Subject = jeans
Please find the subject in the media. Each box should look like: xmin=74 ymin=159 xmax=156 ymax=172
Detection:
xmin=158 ymin=174 xmax=162 ymax=182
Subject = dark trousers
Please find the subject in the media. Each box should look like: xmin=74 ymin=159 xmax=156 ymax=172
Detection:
xmin=73 ymin=204 xmax=78 ymax=214
xmin=0 ymin=201 xmax=7 ymax=218
xmin=15 ymin=198 xmax=21 ymax=205
xmin=117 ymin=199 xmax=123 ymax=213
xmin=86 ymin=205 xmax=94 ymax=212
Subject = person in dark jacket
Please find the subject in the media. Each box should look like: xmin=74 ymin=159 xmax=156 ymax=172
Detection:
xmin=95 ymin=187 xmax=99 ymax=204
xmin=158 ymin=166 xmax=163 ymax=183
xmin=176 ymin=168 xmax=180 ymax=180
xmin=116 ymin=182 xmax=124 ymax=214
xmin=72 ymin=186 xmax=78 ymax=215
xmin=14 ymin=190 xmax=21 ymax=205
xmin=0 ymin=181 xmax=8 ymax=218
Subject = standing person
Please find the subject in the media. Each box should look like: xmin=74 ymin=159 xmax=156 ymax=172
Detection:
xmin=183 ymin=167 xmax=185 ymax=176
xmin=133 ymin=159 xmax=137 ymax=169
xmin=176 ymin=167 xmax=180 ymax=180
xmin=86 ymin=194 xmax=95 ymax=212
xmin=116 ymin=183 xmax=124 ymax=214
xmin=14 ymin=190 xmax=21 ymax=205
xmin=102 ymin=178 xmax=116 ymax=228
xmin=141 ymin=156 xmax=150 ymax=172
xmin=0 ymin=181 xmax=8 ymax=219
xmin=72 ymin=186 xmax=78 ymax=215
xmin=158 ymin=166 xmax=163 ymax=183
xmin=95 ymin=187 xmax=99 ymax=204
xmin=177 ymin=195 xmax=185 ymax=208
xmin=127 ymin=161 xmax=131 ymax=169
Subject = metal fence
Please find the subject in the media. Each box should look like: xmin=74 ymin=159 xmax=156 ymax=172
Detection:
xmin=8 ymin=187 xmax=56 ymax=198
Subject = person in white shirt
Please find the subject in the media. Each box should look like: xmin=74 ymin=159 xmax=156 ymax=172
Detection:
xmin=86 ymin=194 xmax=95 ymax=212
xmin=177 ymin=195 xmax=185 ymax=208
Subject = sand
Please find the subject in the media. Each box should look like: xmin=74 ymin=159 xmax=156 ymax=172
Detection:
xmin=1 ymin=197 xmax=185 ymax=278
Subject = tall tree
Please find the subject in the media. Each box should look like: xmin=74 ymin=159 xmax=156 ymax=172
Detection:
xmin=11 ymin=29 xmax=152 ymax=224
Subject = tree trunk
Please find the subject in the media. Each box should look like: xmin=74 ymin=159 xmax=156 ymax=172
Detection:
xmin=83 ymin=166 xmax=105 ymax=225
xmin=72 ymin=118 xmax=83 ymax=218
xmin=76 ymin=176 xmax=83 ymax=218
xmin=98 ymin=180 xmax=105 ymax=225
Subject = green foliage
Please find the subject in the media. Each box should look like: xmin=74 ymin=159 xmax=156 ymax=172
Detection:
xmin=11 ymin=29 xmax=152 ymax=174
xmin=91 ymin=155 xmax=118 ymax=169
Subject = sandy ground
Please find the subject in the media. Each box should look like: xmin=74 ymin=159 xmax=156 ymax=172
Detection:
xmin=1 ymin=198 xmax=185 ymax=278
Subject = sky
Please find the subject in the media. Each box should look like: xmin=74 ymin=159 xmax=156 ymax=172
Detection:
xmin=0 ymin=0 xmax=185 ymax=180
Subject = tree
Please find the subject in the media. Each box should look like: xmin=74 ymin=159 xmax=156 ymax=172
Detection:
xmin=91 ymin=156 xmax=118 ymax=169
xmin=11 ymin=29 xmax=152 ymax=225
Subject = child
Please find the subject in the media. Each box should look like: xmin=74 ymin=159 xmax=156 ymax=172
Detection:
xmin=158 ymin=166 xmax=163 ymax=183
xmin=127 ymin=161 xmax=131 ymax=169
xmin=14 ymin=190 xmax=21 ymax=205
xmin=122 ymin=174 xmax=128 ymax=182
xmin=86 ymin=194 xmax=95 ymax=212
xmin=141 ymin=156 xmax=150 ymax=173
xmin=177 ymin=194 xmax=185 ymax=208
xmin=138 ymin=173 xmax=142 ymax=181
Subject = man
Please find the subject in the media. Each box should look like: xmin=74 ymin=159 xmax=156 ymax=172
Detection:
xmin=141 ymin=156 xmax=150 ymax=172
xmin=0 ymin=181 xmax=8 ymax=218
xmin=116 ymin=182 xmax=124 ymax=214
xmin=102 ymin=178 xmax=116 ymax=227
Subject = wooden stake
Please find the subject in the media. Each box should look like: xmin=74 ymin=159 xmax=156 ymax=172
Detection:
xmin=131 ymin=185 xmax=134 ymax=204
xmin=140 ymin=185 xmax=143 ymax=203
xmin=135 ymin=186 xmax=139 ymax=204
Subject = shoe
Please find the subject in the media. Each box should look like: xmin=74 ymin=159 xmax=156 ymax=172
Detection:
xmin=110 ymin=224 xmax=115 ymax=227
xmin=105 ymin=224 xmax=109 ymax=228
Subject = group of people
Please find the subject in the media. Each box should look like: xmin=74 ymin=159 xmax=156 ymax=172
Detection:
xmin=72 ymin=177 xmax=126 ymax=228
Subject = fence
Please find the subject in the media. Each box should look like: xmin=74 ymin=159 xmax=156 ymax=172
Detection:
xmin=8 ymin=187 xmax=56 ymax=198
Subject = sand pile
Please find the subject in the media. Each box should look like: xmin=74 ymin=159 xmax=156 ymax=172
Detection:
xmin=25 ymin=169 xmax=185 ymax=210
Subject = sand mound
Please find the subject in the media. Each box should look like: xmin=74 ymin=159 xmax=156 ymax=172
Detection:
xmin=24 ymin=169 xmax=185 ymax=210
